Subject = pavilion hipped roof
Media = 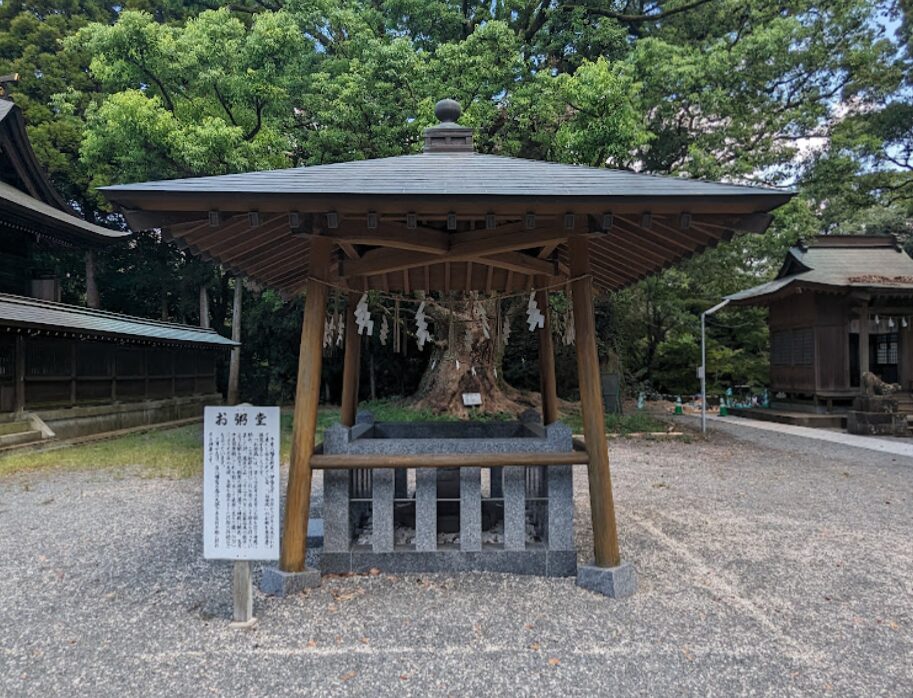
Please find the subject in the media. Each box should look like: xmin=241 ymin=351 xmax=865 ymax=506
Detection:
xmin=727 ymin=235 xmax=913 ymax=305
xmin=100 ymin=100 xmax=794 ymax=295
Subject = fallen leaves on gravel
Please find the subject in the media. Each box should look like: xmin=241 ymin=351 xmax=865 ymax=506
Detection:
xmin=330 ymin=587 xmax=365 ymax=602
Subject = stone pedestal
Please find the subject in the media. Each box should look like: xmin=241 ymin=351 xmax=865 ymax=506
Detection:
xmin=847 ymin=395 xmax=909 ymax=436
xmin=847 ymin=411 xmax=909 ymax=436
xmin=260 ymin=566 xmax=321 ymax=596
xmin=576 ymin=561 xmax=637 ymax=599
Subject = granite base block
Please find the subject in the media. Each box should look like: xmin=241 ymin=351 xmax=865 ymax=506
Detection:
xmin=259 ymin=566 xmax=321 ymax=596
xmin=320 ymin=549 xmax=578 ymax=577
xmin=545 ymin=550 xmax=578 ymax=577
xmin=576 ymin=561 xmax=637 ymax=598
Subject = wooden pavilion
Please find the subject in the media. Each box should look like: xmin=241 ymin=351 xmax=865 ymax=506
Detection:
xmin=101 ymin=99 xmax=792 ymax=592
xmin=727 ymin=234 xmax=913 ymax=414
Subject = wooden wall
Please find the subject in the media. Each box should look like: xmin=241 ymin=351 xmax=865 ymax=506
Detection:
xmin=813 ymin=294 xmax=850 ymax=394
xmin=768 ymin=293 xmax=817 ymax=394
xmin=0 ymin=335 xmax=221 ymax=412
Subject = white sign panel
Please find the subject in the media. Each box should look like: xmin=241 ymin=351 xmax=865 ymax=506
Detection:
xmin=203 ymin=405 xmax=280 ymax=560
xmin=462 ymin=392 xmax=482 ymax=407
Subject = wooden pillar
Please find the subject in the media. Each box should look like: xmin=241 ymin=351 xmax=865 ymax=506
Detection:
xmin=227 ymin=278 xmax=243 ymax=405
xmin=70 ymin=342 xmax=77 ymax=406
xmin=280 ymin=240 xmax=331 ymax=573
xmin=859 ymin=301 xmax=870 ymax=388
xmin=109 ymin=347 xmax=117 ymax=403
xmin=340 ymin=291 xmax=362 ymax=427
xmin=14 ymin=334 xmax=25 ymax=415
xmin=535 ymin=275 xmax=559 ymax=425
xmin=568 ymin=237 xmax=621 ymax=568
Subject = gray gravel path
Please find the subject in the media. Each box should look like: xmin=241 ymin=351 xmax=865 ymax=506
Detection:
xmin=1 ymin=424 xmax=911 ymax=696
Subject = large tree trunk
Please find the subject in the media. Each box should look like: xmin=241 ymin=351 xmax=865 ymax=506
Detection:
xmin=85 ymin=250 xmax=100 ymax=309
xmin=409 ymin=298 xmax=537 ymax=417
xmin=199 ymin=285 xmax=210 ymax=329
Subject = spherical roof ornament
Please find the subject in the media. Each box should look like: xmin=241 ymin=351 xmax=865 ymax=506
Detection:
xmin=434 ymin=98 xmax=462 ymax=124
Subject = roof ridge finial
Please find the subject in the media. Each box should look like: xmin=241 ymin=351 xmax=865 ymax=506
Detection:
xmin=424 ymin=98 xmax=473 ymax=153
xmin=434 ymin=98 xmax=461 ymax=124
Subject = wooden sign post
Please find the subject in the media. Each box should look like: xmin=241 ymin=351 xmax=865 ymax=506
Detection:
xmin=203 ymin=405 xmax=280 ymax=627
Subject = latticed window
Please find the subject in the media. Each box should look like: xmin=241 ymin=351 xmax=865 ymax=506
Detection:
xmin=876 ymin=333 xmax=898 ymax=365
xmin=771 ymin=331 xmax=791 ymax=365
xmin=771 ymin=328 xmax=814 ymax=366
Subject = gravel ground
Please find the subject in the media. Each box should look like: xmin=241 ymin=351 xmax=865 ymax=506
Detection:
xmin=1 ymin=422 xmax=911 ymax=697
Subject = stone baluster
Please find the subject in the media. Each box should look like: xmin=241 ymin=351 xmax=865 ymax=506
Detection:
xmin=372 ymin=468 xmax=395 ymax=552
xmin=415 ymin=468 xmax=437 ymax=552
xmin=502 ymin=466 xmax=526 ymax=550
xmin=460 ymin=467 xmax=482 ymax=551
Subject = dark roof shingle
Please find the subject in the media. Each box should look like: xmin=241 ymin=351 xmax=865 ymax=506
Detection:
xmin=0 ymin=294 xmax=237 ymax=346
xmin=101 ymin=153 xmax=792 ymax=200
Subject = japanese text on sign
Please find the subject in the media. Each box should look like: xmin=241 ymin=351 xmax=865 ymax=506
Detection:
xmin=203 ymin=405 xmax=280 ymax=560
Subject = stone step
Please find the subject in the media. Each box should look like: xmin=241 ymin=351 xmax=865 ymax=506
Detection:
xmin=0 ymin=420 xmax=33 ymax=436
xmin=0 ymin=429 xmax=42 ymax=447
xmin=0 ymin=412 xmax=23 ymax=425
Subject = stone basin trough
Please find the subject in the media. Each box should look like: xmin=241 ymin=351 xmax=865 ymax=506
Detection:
xmin=320 ymin=412 xmax=576 ymax=577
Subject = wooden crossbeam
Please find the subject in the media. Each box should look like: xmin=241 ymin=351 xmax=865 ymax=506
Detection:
xmin=341 ymin=246 xmax=556 ymax=279
xmin=313 ymin=221 xmax=450 ymax=255
xmin=448 ymin=226 xmax=573 ymax=258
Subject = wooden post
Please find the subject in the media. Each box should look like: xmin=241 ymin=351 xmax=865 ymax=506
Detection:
xmin=340 ymin=291 xmax=362 ymax=427
xmin=227 ymin=279 xmax=243 ymax=405
xmin=279 ymin=240 xmax=331 ymax=573
xmin=14 ymin=334 xmax=25 ymax=415
xmin=535 ymin=275 xmax=559 ymax=425
xmin=859 ymin=301 xmax=870 ymax=388
xmin=70 ymin=342 xmax=77 ymax=406
xmin=109 ymin=347 xmax=117 ymax=403
xmin=568 ymin=237 xmax=621 ymax=568
xmin=231 ymin=560 xmax=254 ymax=626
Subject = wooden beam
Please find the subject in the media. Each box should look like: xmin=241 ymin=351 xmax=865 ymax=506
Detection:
xmin=280 ymin=239 xmax=332 ymax=573
xmin=342 ymin=246 xmax=557 ymax=279
xmin=310 ymin=451 xmax=589 ymax=469
xmin=316 ymin=221 xmax=450 ymax=255
xmin=447 ymin=225 xmax=573 ymax=257
xmin=569 ymin=236 xmax=621 ymax=568
xmin=340 ymin=292 xmax=362 ymax=427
